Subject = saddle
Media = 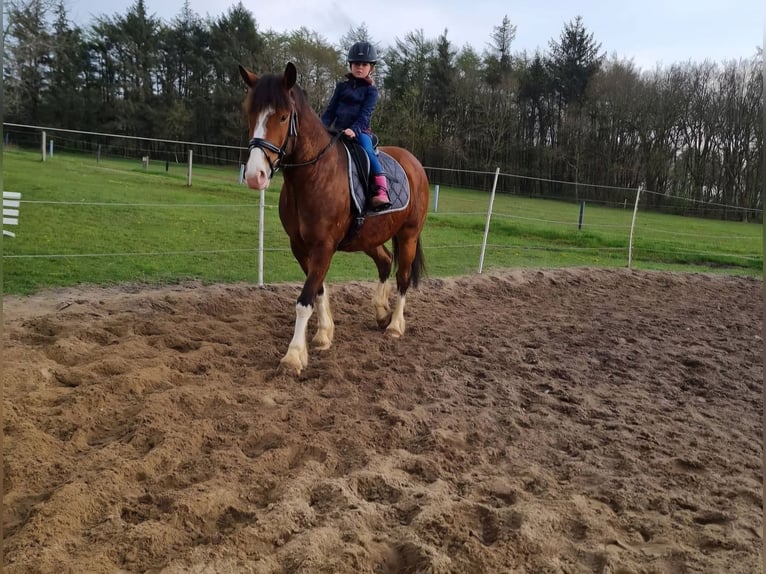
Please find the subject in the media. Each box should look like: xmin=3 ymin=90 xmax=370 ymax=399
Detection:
xmin=338 ymin=134 xmax=410 ymax=215
xmin=335 ymin=133 xmax=412 ymax=248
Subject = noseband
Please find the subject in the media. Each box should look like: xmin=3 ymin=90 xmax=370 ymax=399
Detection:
xmin=247 ymin=110 xmax=299 ymax=178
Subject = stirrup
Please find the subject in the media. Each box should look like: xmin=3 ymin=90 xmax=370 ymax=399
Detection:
xmin=369 ymin=196 xmax=391 ymax=211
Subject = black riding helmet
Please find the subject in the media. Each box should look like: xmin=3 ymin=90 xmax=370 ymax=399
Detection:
xmin=347 ymin=41 xmax=377 ymax=65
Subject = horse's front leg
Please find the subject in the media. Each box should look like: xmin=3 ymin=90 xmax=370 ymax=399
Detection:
xmin=280 ymin=247 xmax=334 ymax=375
xmin=281 ymin=301 xmax=312 ymax=374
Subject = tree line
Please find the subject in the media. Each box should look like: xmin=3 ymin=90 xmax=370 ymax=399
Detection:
xmin=4 ymin=0 xmax=762 ymax=220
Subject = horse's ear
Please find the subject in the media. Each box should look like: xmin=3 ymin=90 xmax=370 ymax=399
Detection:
xmin=239 ymin=64 xmax=258 ymax=87
xmin=284 ymin=62 xmax=297 ymax=90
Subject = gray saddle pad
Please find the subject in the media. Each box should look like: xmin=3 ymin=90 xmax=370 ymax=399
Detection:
xmin=344 ymin=147 xmax=411 ymax=216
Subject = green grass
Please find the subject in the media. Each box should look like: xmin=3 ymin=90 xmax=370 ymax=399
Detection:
xmin=1 ymin=148 xmax=762 ymax=294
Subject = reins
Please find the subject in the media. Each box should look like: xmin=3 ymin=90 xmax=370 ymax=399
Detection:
xmin=281 ymin=130 xmax=342 ymax=170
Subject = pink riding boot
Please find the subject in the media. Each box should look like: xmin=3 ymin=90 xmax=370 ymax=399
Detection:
xmin=370 ymin=174 xmax=391 ymax=210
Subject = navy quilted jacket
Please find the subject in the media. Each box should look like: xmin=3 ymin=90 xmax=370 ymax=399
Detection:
xmin=320 ymin=74 xmax=378 ymax=136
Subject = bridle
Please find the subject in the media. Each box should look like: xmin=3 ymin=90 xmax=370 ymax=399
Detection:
xmin=247 ymin=105 xmax=341 ymax=177
xmin=247 ymin=109 xmax=298 ymax=179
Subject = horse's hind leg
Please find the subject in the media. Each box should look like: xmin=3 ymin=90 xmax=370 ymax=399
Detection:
xmin=373 ymin=281 xmax=392 ymax=328
xmin=387 ymin=235 xmax=422 ymax=338
xmin=387 ymin=291 xmax=407 ymax=338
xmin=366 ymin=244 xmax=393 ymax=328
xmin=312 ymin=282 xmax=334 ymax=350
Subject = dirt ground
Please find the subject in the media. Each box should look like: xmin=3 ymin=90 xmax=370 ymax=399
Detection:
xmin=1 ymin=268 xmax=762 ymax=573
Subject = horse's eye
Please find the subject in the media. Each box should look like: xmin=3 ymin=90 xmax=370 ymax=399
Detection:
xmin=280 ymin=114 xmax=288 ymax=122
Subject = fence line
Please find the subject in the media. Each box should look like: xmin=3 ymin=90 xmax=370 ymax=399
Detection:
xmin=3 ymin=196 xmax=758 ymax=263
xmin=12 ymin=198 xmax=669 ymax=233
xmin=490 ymin=212 xmax=633 ymax=229
xmin=2 ymin=125 xmax=762 ymax=286
xmin=640 ymin=186 xmax=762 ymax=212
xmin=10 ymin=199 xmax=262 ymax=208
xmin=2 ymin=248 xmax=264 ymax=259
xmin=3 ymin=122 xmax=244 ymax=151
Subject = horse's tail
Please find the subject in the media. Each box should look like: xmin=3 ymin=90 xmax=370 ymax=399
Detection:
xmin=392 ymin=236 xmax=426 ymax=289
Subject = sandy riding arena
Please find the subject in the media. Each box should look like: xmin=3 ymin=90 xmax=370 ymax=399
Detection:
xmin=2 ymin=268 xmax=762 ymax=573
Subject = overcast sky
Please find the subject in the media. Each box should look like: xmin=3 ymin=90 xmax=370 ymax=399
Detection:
xmin=65 ymin=0 xmax=763 ymax=71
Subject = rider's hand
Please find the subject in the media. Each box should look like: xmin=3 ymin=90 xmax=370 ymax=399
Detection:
xmin=343 ymin=128 xmax=355 ymax=138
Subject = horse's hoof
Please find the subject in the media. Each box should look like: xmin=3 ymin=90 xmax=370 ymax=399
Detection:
xmin=312 ymin=336 xmax=332 ymax=350
xmin=385 ymin=327 xmax=403 ymax=339
xmin=278 ymin=359 xmax=302 ymax=376
xmin=279 ymin=349 xmax=306 ymax=375
xmin=376 ymin=313 xmax=392 ymax=329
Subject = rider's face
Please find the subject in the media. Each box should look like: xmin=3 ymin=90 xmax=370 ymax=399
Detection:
xmin=350 ymin=62 xmax=372 ymax=78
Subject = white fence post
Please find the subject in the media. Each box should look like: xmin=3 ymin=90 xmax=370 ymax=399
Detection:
xmin=478 ymin=167 xmax=500 ymax=274
xmin=186 ymin=150 xmax=193 ymax=186
xmin=433 ymin=184 xmax=439 ymax=212
xmin=628 ymin=185 xmax=643 ymax=268
xmin=41 ymin=131 xmax=47 ymax=161
xmin=258 ymin=189 xmax=265 ymax=287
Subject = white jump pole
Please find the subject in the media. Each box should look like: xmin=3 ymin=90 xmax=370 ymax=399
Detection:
xmin=628 ymin=185 xmax=643 ymax=268
xmin=478 ymin=167 xmax=500 ymax=274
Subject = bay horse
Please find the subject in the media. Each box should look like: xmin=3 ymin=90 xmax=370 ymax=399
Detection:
xmin=239 ymin=62 xmax=428 ymax=375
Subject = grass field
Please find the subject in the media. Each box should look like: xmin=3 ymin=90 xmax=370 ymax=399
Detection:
xmin=1 ymin=148 xmax=762 ymax=295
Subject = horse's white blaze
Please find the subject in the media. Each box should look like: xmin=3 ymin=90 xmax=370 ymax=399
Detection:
xmin=245 ymin=106 xmax=274 ymax=190
xmin=281 ymin=302 xmax=312 ymax=372
xmin=387 ymin=293 xmax=406 ymax=338
xmin=312 ymin=283 xmax=334 ymax=349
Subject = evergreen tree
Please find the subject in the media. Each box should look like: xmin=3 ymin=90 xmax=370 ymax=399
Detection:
xmin=483 ymin=15 xmax=515 ymax=90
xmin=518 ymin=51 xmax=555 ymax=147
xmin=547 ymin=15 xmax=603 ymax=106
xmin=422 ymin=30 xmax=457 ymax=164
xmin=156 ymin=1 xmax=212 ymax=142
xmin=5 ymin=0 xmax=52 ymax=123
xmin=425 ymin=30 xmax=455 ymax=120
xmin=378 ymin=30 xmax=435 ymax=155
xmin=208 ymin=3 xmax=265 ymax=145
xmin=46 ymin=1 xmax=91 ymax=128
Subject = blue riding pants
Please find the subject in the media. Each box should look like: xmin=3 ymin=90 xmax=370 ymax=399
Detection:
xmin=357 ymin=132 xmax=383 ymax=175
